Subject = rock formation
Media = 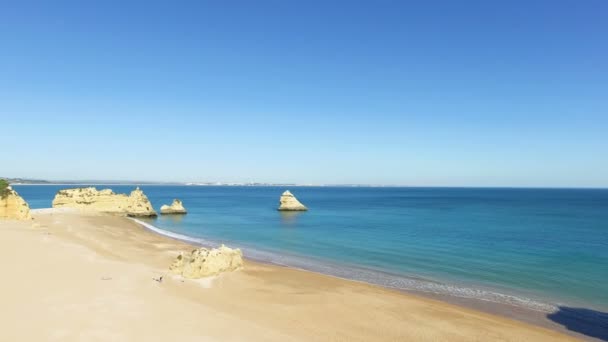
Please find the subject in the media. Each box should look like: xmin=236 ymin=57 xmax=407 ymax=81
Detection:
xmin=160 ymin=199 xmax=187 ymax=215
xmin=52 ymin=187 xmax=157 ymax=217
xmin=169 ymin=245 xmax=243 ymax=279
xmin=278 ymin=190 xmax=308 ymax=211
xmin=0 ymin=186 xmax=32 ymax=220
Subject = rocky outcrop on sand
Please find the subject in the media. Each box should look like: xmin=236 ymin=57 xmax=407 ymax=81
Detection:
xmin=0 ymin=186 xmax=32 ymax=220
xmin=160 ymin=199 xmax=187 ymax=215
xmin=278 ymin=190 xmax=308 ymax=211
xmin=52 ymin=187 xmax=157 ymax=217
xmin=169 ymin=245 xmax=243 ymax=279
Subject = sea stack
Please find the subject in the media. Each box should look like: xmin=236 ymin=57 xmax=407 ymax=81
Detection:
xmin=52 ymin=187 xmax=157 ymax=217
xmin=278 ymin=190 xmax=308 ymax=211
xmin=0 ymin=185 xmax=32 ymax=220
xmin=160 ymin=199 xmax=187 ymax=215
xmin=169 ymin=245 xmax=243 ymax=279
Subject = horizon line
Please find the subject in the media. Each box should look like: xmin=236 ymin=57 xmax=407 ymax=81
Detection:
xmin=5 ymin=180 xmax=607 ymax=190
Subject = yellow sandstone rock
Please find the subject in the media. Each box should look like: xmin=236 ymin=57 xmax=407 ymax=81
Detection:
xmin=169 ymin=245 xmax=243 ymax=279
xmin=160 ymin=199 xmax=187 ymax=215
xmin=52 ymin=187 xmax=157 ymax=217
xmin=0 ymin=186 xmax=32 ymax=220
xmin=277 ymin=190 xmax=308 ymax=211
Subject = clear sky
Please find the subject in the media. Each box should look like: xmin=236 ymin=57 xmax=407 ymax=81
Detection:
xmin=1 ymin=1 xmax=606 ymax=187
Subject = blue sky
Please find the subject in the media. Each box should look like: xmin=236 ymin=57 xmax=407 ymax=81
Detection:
xmin=1 ymin=1 xmax=607 ymax=186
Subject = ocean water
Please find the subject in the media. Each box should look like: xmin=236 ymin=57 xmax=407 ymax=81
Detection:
xmin=14 ymin=185 xmax=608 ymax=313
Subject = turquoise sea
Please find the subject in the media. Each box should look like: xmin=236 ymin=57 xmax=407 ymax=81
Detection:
xmin=14 ymin=185 xmax=608 ymax=315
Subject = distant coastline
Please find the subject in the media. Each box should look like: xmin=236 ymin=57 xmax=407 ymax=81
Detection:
xmin=4 ymin=177 xmax=389 ymax=187
xmin=4 ymin=177 xmax=607 ymax=189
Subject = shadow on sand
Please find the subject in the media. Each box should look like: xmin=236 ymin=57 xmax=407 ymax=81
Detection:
xmin=547 ymin=306 xmax=608 ymax=341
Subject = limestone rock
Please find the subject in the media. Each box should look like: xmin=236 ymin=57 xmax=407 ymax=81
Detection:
xmin=160 ymin=199 xmax=187 ymax=215
xmin=169 ymin=245 xmax=243 ymax=279
xmin=0 ymin=186 xmax=32 ymax=220
xmin=278 ymin=190 xmax=308 ymax=211
xmin=52 ymin=187 xmax=157 ymax=217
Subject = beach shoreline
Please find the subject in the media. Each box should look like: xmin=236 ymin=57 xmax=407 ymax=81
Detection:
xmin=131 ymin=217 xmax=603 ymax=341
xmin=0 ymin=209 xmax=594 ymax=341
xmin=133 ymin=217 xmax=558 ymax=308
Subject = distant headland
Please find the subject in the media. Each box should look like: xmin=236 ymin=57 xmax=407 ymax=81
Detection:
xmin=3 ymin=177 xmax=299 ymax=186
xmin=2 ymin=177 xmax=391 ymax=187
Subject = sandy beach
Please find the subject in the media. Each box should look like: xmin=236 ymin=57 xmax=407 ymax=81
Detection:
xmin=0 ymin=210 xmax=582 ymax=341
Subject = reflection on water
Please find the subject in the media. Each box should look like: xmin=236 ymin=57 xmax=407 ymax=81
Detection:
xmin=279 ymin=211 xmax=303 ymax=227
xmin=156 ymin=214 xmax=186 ymax=224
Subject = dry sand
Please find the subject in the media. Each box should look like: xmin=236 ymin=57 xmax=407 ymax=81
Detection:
xmin=0 ymin=210 xmax=582 ymax=341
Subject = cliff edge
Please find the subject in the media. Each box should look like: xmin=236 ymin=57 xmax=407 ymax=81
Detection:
xmin=0 ymin=182 xmax=32 ymax=220
xmin=52 ymin=187 xmax=157 ymax=217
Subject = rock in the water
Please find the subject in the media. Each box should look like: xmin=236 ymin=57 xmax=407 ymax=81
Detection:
xmin=0 ymin=186 xmax=32 ymax=220
xmin=52 ymin=187 xmax=157 ymax=217
xmin=169 ymin=245 xmax=243 ymax=279
xmin=278 ymin=190 xmax=308 ymax=211
xmin=160 ymin=199 xmax=187 ymax=215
